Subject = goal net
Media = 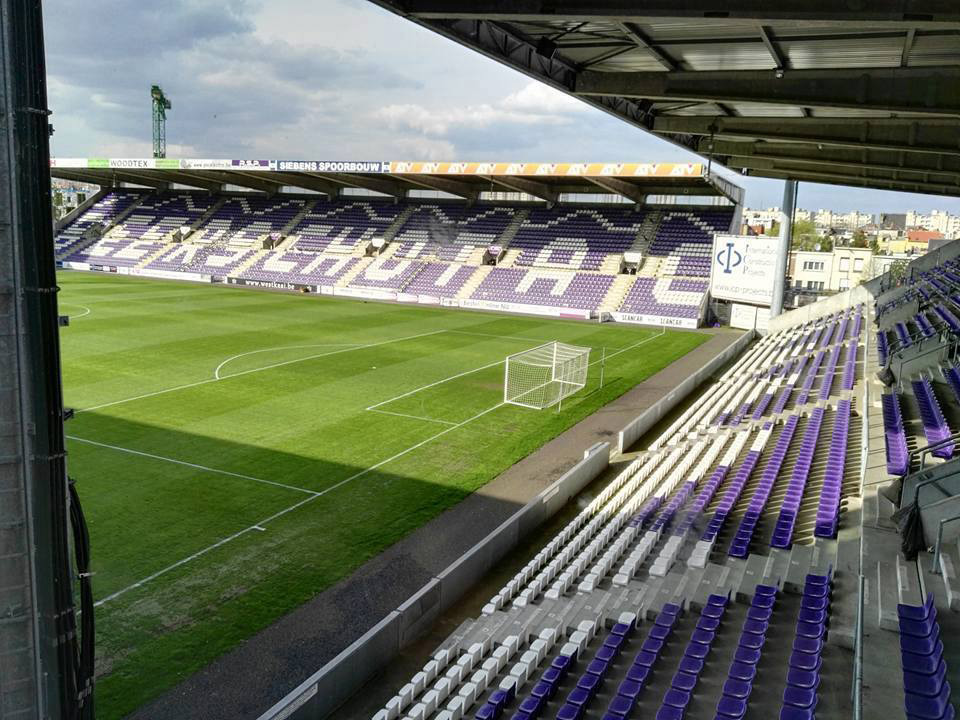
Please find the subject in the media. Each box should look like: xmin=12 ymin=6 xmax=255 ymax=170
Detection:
xmin=504 ymin=341 xmax=591 ymax=410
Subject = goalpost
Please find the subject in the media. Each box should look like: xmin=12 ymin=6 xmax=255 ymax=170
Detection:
xmin=504 ymin=341 xmax=591 ymax=410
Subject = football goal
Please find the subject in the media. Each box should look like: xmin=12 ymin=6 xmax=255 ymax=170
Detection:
xmin=504 ymin=341 xmax=591 ymax=410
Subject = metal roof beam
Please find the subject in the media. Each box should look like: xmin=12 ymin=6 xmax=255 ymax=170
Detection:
xmin=576 ymin=66 xmax=960 ymax=116
xmin=148 ymin=171 xmax=224 ymax=192
xmin=731 ymin=159 xmax=960 ymax=197
xmin=902 ymin=27 xmax=917 ymax=65
xmin=711 ymin=139 xmax=960 ymax=180
xmin=654 ymin=116 xmax=960 ymax=156
xmin=616 ymin=21 xmax=676 ymax=70
xmin=194 ymin=170 xmax=280 ymax=194
xmin=311 ymin=172 xmax=407 ymax=198
xmin=396 ymin=1 xmax=960 ymax=25
xmin=50 ymin=168 xmax=172 ymax=190
xmin=394 ymin=174 xmax=480 ymax=200
xmin=483 ymin=175 xmax=559 ymax=204
xmin=757 ymin=25 xmax=785 ymax=69
xmin=266 ymin=172 xmax=341 ymax=196
xmin=583 ymin=176 xmax=647 ymax=203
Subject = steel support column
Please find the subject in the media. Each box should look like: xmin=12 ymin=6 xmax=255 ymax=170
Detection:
xmin=772 ymin=179 xmax=797 ymax=317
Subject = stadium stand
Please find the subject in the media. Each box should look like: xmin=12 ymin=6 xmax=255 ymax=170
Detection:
xmin=57 ymin=190 xmax=736 ymax=327
xmin=360 ymin=293 xmax=864 ymax=720
xmin=54 ymin=190 xmax=144 ymax=257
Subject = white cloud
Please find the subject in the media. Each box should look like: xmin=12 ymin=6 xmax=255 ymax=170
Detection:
xmin=375 ymin=81 xmax=587 ymax=138
xmin=501 ymin=82 xmax=587 ymax=114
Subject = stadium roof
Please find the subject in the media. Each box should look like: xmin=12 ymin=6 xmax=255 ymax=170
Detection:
xmin=368 ymin=1 xmax=960 ymax=198
xmin=48 ymin=158 xmax=743 ymax=204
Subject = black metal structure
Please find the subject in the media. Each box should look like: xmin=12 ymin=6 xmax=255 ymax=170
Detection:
xmin=368 ymin=1 xmax=960 ymax=198
xmin=0 ymin=1 xmax=93 ymax=718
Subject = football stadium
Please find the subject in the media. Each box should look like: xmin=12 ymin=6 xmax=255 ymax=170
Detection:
xmin=3 ymin=3 xmax=960 ymax=720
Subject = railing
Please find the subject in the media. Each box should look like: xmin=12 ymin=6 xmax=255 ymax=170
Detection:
xmin=892 ymin=334 xmax=958 ymax=390
xmin=908 ymin=432 xmax=960 ymax=476
xmin=852 ymin=573 xmax=865 ymax=720
xmin=931 ymin=512 xmax=960 ymax=574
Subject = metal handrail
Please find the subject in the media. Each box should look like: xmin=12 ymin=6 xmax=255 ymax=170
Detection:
xmin=931 ymin=512 xmax=960 ymax=574
xmin=907 ymin=432 xmax=960 ymax=476
xmin=852 ymin=573 xmax=865 ymax=719
xmin=907 ymin=465 xmax=960 ymax=512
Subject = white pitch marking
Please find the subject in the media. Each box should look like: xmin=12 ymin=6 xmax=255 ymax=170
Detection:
xmin=66 ymin=435 xmax=318 ymax=496
xmin=94 ymin=399 xmax=506 ymax=608
xmin=366 ymin=357 xmax=506 ymax=411
xmin=590 ymin=327 xmax=665 ymax=364
xmin=93 ymin=493 xmax=319 ymax=608
xmin=59 ymin=302 xmax=92 ymax=319
xmin=446 ymin=329 xmax=549 ymax=343
xmin=78 ymin=328 xmax=447 ymax=413
xmin=214 ymin=343 xmax=362 ymax=380
xmin=367 ymin=408 xmax=458 ymax=426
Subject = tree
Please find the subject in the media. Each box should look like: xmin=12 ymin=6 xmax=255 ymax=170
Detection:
xmin=851 ymin=229 xmax=869 ymax=248
xmin=888 ymin=258 xmax=909 ymax=284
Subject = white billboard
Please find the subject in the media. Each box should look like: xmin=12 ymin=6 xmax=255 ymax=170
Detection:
xmin=710 ymin=234 xmax=783 ymax=306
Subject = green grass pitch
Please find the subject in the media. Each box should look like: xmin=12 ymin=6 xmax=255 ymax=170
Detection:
xmin=58 ymin=271 xmax=709 ymax=718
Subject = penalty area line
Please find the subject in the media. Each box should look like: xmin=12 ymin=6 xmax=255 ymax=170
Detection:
xmin=367 ymin=408 xmax=458 ymax=426
xmin=66 ymin=435 xmax=318 ymax=496
xmin=92 ymin=400 xmax=506 ymax=608
xmin=78 ymin=328 xmax=447 ymax=413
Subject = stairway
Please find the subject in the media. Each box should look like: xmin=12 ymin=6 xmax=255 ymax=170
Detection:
xmin=335 ymin=255 xmax=375 ymax=287
xmin=381 ymin=204 xmax=418 ymax=244
xmin=233 ymin=248 xmax=269 ymax=277
xmin=632 ymin=209 xmax=662 ymax=254
xmin=455 ymin=265 xmax=494 ymax=300
xmin=101 ymin=192 xmax=153 ymax=239
xmin=176 ymin=195 xmax=228 ymax=242
xmin=280 ymin=198 xmax=318 ymax=236
xmin=599 ymin=253 xmax=624 ymax=274
xmin=134 ymin=241 xmax=176 ymax=270
xmin=498 ymin=248 xmax=523 ymax=268
xmin=497 ymin=208 xmax=529 ymax=248
xmin=599 ymin=274 xmax=636 ymax=313
xmin=466 ymin=246 xmax=488 ymax=266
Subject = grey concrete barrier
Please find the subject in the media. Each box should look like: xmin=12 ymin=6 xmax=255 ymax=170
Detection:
xmin=256 ymin=610 xmax=402 ymax=720
xmin=257 ymin=442 xmax=610 ymax=720
xmin=617 ymin=331 xmax=755 ymax=453
xmin=767 ymin=286 xmax=872 ymax=334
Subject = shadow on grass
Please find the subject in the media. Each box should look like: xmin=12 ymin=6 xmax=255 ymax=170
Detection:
xmin=70 ymin=412 xmax=530 ymax=720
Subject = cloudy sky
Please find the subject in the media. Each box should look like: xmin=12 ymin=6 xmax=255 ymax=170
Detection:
xmin=44 ymin=0 xmax=960 ymax=214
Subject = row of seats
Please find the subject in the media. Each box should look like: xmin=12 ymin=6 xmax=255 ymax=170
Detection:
xmin=882 ymin=392 xmax=910 ymax=476
xmin=911 ymin=377 xmax=954 ymax=458
xmin=778 ymin=572 xmax=834 ymax=719
xmin=898 ymin=593 xmax=955 ymax=720
xmin=714 ymin=584 xmax=777 ymax=719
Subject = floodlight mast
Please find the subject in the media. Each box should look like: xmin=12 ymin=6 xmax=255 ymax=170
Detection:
xmin=151 ymin=84 xmax=171 ymax=158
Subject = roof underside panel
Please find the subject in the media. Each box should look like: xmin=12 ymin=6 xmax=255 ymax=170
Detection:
xmin=367 ymin=1 xmax=960 ymax=197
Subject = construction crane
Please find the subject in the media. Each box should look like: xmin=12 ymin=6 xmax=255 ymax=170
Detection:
xmin=150 ymin=85 xmax=171 ymax=158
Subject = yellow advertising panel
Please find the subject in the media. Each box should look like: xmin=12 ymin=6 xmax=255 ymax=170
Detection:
xmin=387 ymin=162 xmax=704 ymax=178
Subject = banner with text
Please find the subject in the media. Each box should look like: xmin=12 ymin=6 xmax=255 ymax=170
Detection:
xmin=709 ymin=234 xmax=782 ymax=306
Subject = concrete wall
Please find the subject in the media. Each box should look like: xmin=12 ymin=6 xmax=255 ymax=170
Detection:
xmin=617 ymin=330 xmax=755 ymax=453
xmin=767 ymin=285 xmax=873 ymax=334
xmin=257 ymin=442 xmax=611 ymax=720
xmin=53 ymin=187 xmax=108 ymax=233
